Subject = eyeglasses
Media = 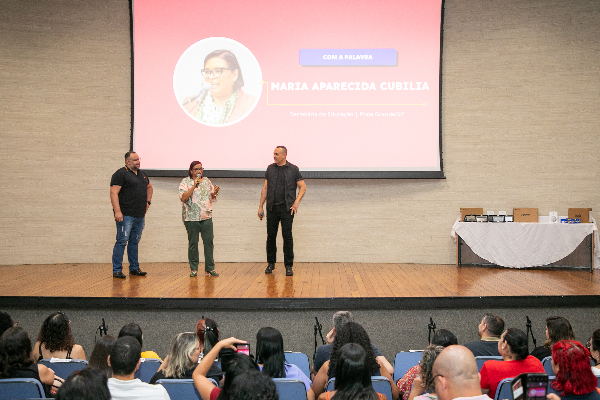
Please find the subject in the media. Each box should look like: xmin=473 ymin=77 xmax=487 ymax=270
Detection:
xmin=432 ymin=374 xmax=444 ymax=384
xmin=201 ymin=68 xmax=231 ymax=78
xmin=193 ymin=167 xmax=204 ymax=171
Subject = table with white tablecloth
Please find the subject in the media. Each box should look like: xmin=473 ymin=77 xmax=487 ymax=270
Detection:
xmin=451 ymin=216 xmax=600 ymax=269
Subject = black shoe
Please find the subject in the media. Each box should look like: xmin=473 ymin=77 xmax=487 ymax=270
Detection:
xmin=285 ymin=266 xmax=293 ymax=276
xmin=113 ymin=272 xmax=126 ymax=279
xmin=265 ymin=263 xmax=275 ymax=274
xmin=129 ymin=269 xmax=147 ymax=276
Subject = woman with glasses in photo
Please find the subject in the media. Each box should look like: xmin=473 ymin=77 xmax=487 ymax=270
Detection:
xmin=179 ymin=161 xmax=220 ymax=277
xmin=183 ymin=49 xmax=257 ymax=125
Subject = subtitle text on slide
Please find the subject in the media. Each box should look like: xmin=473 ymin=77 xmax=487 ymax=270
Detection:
xmin=290 ymin=111 xmax=404 ymax=118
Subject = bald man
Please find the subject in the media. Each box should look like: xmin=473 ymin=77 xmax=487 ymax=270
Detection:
xmin=432 ymin=345 xmax=492 ymax=400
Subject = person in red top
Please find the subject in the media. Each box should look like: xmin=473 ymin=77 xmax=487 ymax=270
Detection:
xmin=480 ymin=328 xmax=545 ymax=398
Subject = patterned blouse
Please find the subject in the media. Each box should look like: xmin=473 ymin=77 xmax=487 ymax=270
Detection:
xmin=397 ymin=364 xmax=421 ymax=400
xmin=179 ymin=176 xmax=215 ymax=221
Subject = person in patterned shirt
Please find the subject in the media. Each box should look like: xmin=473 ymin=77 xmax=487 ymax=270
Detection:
xmin=179 ymin=161 xmax=220 ymax=277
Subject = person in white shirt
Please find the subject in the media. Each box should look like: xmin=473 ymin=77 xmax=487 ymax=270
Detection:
xmin=107 ymin=336 xmax=170 ymax=400
xmin=432 ymin=345 xmax=492 ymax=400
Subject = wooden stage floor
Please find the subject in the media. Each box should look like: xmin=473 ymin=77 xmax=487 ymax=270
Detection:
xmin=1 ymin=263 xmax=600 ymax=310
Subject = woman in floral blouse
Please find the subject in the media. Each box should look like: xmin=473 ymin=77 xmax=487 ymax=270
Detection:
xmin=179 ymin=161 xmax=220 ymax=277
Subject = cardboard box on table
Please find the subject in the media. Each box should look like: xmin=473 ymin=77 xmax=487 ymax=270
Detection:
xmin=568 ymin=208 xmax=592 ymax=223
xmin=513 ymin=208 xmax=538 ymax=223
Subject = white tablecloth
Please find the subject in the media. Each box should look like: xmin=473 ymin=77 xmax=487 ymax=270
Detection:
xmin=451 ymin=217 xmax=600 ymax=269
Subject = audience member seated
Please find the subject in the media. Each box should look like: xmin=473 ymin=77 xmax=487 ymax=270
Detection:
xmin=229 ymin=370 xmax=279 ymax=400
xmin=432 ymin=345 xmax=492 ymax=400
xmin=88 ymin=335 xmax=117 ymax=377
xmin=256 ymin=327 xmax=312 ymax=395
xmin=0 ymin=326 xmax=59 ymax=397
xmin=193 ymin=336 xmax=259 ymax=400
xmin=463 ymin=313 xmax=504 ymax=357
xmin=311 ymin=322 xmax=399 ymax=400
xmin=198 ymin=317 xmax=220 ymax=356
xmin=530 ymin=316 xmax=575 ymax=361
xmin=55 ymin=366 xmax=111 ymax=400
xmin=107 ymin=335 xmax=170 ymax=399
xmin=0 ymin=311 xmax=15 ymax=337
xmin=149 ymin=332 xmax=201 ymax=384
xmin=32 ymin=311 xmax=86 ymax=361
xmin=319 ymin=343 xmax=387 ymax=400
xmin=406 ymin=345 xmax=444 ymax=400
xmin=479 ymin=328 xmax=544 ymax=398
xmin=589 ymin=329 xmax=600 ymax=374
xmin=313 ymin=311 xmax=393 ymax=376
xmin=118 ymin=322 xmax=161 ymax=360
xmin=397 ymin=329 xmax=458 ymax=400
xmin=547 ymin=340 xmax=600 ymax=400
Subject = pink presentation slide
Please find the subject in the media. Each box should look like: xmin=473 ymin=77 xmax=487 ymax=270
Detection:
xmin=133 ymin=0 xmax=443 ymax=176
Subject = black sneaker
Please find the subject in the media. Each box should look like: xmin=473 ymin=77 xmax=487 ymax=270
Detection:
xmin=265 ymin=263 xmax=275 ymax=274
xmin=285 ymin=266 xmax=293 ymax=276
xmin=129 ymin=269 xmax=147 ymax=276
xmin=113 ymin=272 xmax=126 ymax=279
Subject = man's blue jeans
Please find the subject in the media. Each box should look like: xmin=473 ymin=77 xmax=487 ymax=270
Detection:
xmin=112 ymin=216 xmax=145 ymax=273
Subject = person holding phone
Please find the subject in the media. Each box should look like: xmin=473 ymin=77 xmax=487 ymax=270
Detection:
xmin=192 ymin=337 xmax=257 ymax=400
xmin=179 ymin=161 xmax=220 ymax=277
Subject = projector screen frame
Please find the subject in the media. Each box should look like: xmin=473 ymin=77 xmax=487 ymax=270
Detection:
xmin=128 ymin=0 xmax=446 ymax=180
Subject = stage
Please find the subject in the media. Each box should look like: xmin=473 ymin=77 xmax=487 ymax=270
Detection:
xmin=1 ymin=263 xmax=600 ymax=310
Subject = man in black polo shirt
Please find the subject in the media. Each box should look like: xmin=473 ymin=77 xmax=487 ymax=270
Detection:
xmin=258 ymin=146 xmax=306 ymax=276
xmin=110 ymin=151 xmax=153 ymax=278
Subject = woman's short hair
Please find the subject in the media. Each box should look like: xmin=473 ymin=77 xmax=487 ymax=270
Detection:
xmin=118 ymin=322 xmax=143 ymax=348
xmin=37 ymin=312 xmax=75 ymax=353
xmin=196 ymin=318 xmax=219 ymax=355
xmin=88 ymin=335 xmax=117 ymax=377
xmin=164 ymin=332 xmax=198 ymax=379
xmin=419 ymin=345 xmax=445 ymax=392
xmin=55 ymin=367 xmax=111 ymax=400
xmin=431 ymin=329 xmax=458 ymax=347
xmin=329 ymin=322 xmax=379 ymax=381
xmin=204 ymin=50 xmax=244 ymax=92
xmin=544 ymin=317 xmax=575 ymax=348
xmin=0 ymin=326 xmax=33 ymax=372
xmin=503 ymin=328 xmax=529 ymax=360
xmin=256 ymin=327 xmax=286 ymax=378
xmin=188 ymin=161 xmax=202 ymax=178
xmin=229 ymin=370 xmax=279 ymax=400
xmin=551 ymin=340 xmax=597 ymax=396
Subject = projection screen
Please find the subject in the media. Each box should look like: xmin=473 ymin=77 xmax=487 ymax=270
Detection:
xmin=132 ymin=0 xmax=445 ymax=178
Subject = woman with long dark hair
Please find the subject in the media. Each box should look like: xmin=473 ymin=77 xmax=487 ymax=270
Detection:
xmin=311 ymin=322 xmax=398 ymax=400
xmin=480 ymin=328 xmax=544 ymax=398
xmin=530 ymin=316 xmax=575 ymax=361
xmin=193 ymin=336 xmax=259 ymax=400
xmin=0 ymin=326 xmax=58 ymax=397
xmin=88 ymin=335 xmax=117 ymax=377
xmin=256 ymin=327 xmax=311 ymax=392
xmin=32 ymin=311 xmax=86 ymax=360
xmin=548 ymin=340 xmax=600 ymax=400
xmin=320 ymin=343 xmax=385 ymax=400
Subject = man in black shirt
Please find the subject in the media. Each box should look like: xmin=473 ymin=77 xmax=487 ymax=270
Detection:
xmin=463 ymin=313 xmax=504 ymax=357
xmin=258 ymin=146 xmax=306 ymax=276
xmin=110 ymin=151 xmax=153 ymax=278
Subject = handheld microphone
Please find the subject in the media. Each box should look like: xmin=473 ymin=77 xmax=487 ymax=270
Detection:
xmin=183 ymin=82 xmax=211 ymax=105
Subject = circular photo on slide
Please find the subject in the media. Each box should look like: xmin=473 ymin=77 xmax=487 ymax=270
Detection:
xmin=174 ymin=37 xmax=262 ymax=127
